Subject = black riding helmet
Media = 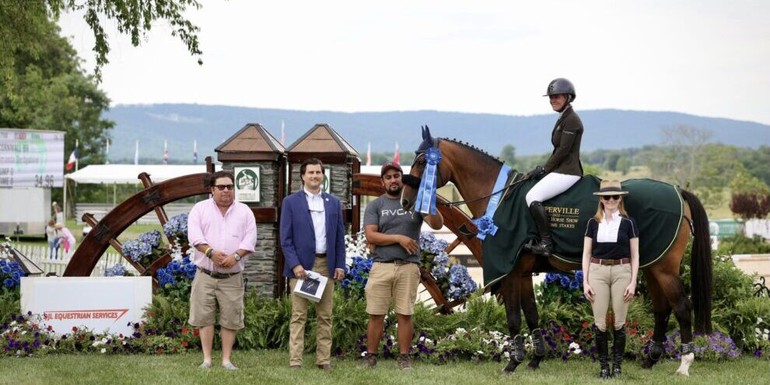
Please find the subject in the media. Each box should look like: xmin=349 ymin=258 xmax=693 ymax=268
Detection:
xmin=544 ymin=78 xmax=576 ymax=102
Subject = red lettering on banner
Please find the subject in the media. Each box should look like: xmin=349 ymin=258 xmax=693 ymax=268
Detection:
xmin=43 ymin=309 xmax=129 ymax=321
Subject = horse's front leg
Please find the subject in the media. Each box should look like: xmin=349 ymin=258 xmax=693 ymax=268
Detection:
xmin=500 ymin=273 xmax=524 ymax=373
xmin=520 ymin=274 xmax=546 ymax=370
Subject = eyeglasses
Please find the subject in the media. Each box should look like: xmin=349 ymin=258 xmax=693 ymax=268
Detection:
xmin=214 ymin=184 xmax=234 ymax=191
xmin=601 ymin=195 xmax=621 ymax=201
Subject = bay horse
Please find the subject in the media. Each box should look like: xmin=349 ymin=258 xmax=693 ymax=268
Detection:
xmin=401 ymin=126 xmax=712 ymax=375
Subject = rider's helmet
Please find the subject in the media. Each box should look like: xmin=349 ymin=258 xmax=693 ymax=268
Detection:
xmin=544 ymin=78 xmax=576 ymax=102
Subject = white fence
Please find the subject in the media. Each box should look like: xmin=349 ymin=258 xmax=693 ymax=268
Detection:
xmin=14 ymin=244 xmax=138 ymax=277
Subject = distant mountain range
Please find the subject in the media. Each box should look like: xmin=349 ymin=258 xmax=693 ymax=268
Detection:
xmin=104 ymin=104 xmax=770 ymax=163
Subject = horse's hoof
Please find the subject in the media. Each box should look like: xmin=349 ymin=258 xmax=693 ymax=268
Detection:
xmin=675 ymin=353 xmax=694 ymax=376
xmin=502 ymin=361 xmax=520 ymax=374
xmin=527 ymin=356 xmax=544 ymax=370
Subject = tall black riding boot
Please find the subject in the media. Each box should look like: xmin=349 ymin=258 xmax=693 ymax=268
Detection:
xmin=528 ymin=201 xmax=553 ymax=256
xmin=612 ymin=326 xmax=626 ymax=377
xmin=596 ymin=330 xmax=610 ymax=379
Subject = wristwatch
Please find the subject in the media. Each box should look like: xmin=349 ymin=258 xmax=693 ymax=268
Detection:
xmin=233 ymin=251 xmax=242 ymax=262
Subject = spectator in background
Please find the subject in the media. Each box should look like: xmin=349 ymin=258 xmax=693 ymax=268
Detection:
xmin=46 ymin=219 xmax=59 ymax=259
xmin=54 ymin=223 xmax=76 ymax=259
xmin=52 ymin=201 xmax=64 ymax=225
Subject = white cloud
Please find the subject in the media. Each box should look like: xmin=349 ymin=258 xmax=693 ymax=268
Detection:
xmin=58 ymin=0 xmax=770 ymax=125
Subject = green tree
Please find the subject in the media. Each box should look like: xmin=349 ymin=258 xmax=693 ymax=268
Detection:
xmin=1 ymin=0 xmax=203 ymax=80
xmin=1 ymin=4 xmax=114 ymax=211
xmin=642 ymin=125 xmax=713 ymax=188
xmin=499 ymin=144 xmax=517 ymax=167
xmin=729 ymin=171 xmax=770 ymax=220
xmin=740 ymin=145 xmax=770 ymax=186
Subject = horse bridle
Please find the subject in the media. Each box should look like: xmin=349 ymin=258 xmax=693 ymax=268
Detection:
xmin=407 ymin=140 xmax=530 ymax=208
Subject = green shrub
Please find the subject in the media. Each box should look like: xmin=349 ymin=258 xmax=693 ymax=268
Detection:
xmin=237 ymin=291 xmax=292 ymax=350
xmin=713 ymin=296 xmax=770 ymax=354
xmin=716 ymin=234 xmax=770 ymax=255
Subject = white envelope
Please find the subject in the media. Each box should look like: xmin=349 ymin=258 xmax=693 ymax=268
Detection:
xmin=293 ymin=271 xmax=328 ymax=303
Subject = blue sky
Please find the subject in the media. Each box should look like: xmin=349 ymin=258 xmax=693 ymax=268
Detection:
xmin=59 ymin=0 xmax=770 ymax=125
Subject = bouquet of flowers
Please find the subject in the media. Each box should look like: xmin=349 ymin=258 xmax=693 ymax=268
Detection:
xmin=155 ymin=255 xmax=197 ymax=299
xmin=163 ymin=213 xmax=189 ymax=247
xmin=420 ymin=232 xmax=478 ymax=302
xmin=121 ymin=229 xmax=166 ymax=267
xmin=340 ymin=255 xmax=372 ymax=300
xmin=0 ymin=241 xmax=26 ymax=292
xmin=537 ymin=272 xmax=585 ymax=306
xmin=104 ymin=263 xmax=134 ymax=277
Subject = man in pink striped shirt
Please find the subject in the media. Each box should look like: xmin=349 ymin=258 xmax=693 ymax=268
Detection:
xmin=187 ymin=170 xmax=257 ymax=370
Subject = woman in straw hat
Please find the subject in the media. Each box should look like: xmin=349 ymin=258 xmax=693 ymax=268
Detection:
xmin=581 ymin=180 xmax=639 ymax=379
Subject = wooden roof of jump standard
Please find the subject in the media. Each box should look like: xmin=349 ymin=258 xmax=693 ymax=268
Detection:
xmin=286 ymin=123 xmax=360 ymax=162
xmin=215 ymin=123 xmax=286 ymax=161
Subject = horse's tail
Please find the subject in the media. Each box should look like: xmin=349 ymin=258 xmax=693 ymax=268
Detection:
xmin=681 ymin=189 xmax=713 ymax=334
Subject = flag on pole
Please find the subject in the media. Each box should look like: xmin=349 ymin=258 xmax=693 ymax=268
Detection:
xmin=366 ymin=142 xmax=371 ymax=166
xmin=163 ymin=139 xmax=169 ymax=165
xmin=65 ymin=140 xmax=79 ymax=171
xmin=393 ymin=142 xmax=400 ymax=164
xmin=134 ymin=140 xmax=139 ymax=165
xmin=281 ymin=120 xmax=285 ymax=146
xmin=193 ymin=140 xmax=198 ymax=164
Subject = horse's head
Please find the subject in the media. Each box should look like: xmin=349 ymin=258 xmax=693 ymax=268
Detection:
xmin=400 ymin=125 xmax=451 ymax=210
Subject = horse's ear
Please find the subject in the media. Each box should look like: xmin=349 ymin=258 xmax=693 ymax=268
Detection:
xmin=422 ymin=125 xmax=433 ymax=142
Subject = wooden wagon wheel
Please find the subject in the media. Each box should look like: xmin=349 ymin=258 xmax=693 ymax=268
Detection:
xmin=63 ymin=159 xmax=216 ymax=285
xmin=353 ymin=173 xmax=482 ymax=313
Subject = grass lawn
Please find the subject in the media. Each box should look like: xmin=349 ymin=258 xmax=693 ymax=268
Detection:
xmin=0 ymin=350 xmax=767 ymax=385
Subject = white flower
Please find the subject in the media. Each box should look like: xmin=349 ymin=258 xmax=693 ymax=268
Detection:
xmin=504 ymin=351 xmax=510 ymax=358
xmin=101 ymin=348 xmax=107 ymax=354
xmin=476 ymin=350 xmax=484 ymax=355
xmin=569 ymin=342 xmax=582 ymax=354
xmin=757 ymin=317 xmax=764 ymax=324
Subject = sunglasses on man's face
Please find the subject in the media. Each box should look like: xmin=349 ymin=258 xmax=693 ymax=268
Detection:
xmin=601 ymin=195 xmax=621 ymax=201
xmin=214 ymin=184 xmax=234 ymax=191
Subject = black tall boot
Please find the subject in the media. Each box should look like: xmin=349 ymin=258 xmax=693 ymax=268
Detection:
xmin=596 ymin=330 xmax=610 ymax=379
xmin=612 ymin=327 xmax=626 ymax=377
xmin=528 ymin=201 xmax=553 ymax=256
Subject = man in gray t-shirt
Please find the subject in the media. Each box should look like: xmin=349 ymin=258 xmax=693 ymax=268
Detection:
xmin=361 ymin=161 xmax=443 ymax=370
xmin=363 ymin=193 xmax=423 ymax=264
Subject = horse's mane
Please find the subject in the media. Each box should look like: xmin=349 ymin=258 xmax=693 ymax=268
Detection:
xmin=440 ymin=137 xmax=504 ymax=166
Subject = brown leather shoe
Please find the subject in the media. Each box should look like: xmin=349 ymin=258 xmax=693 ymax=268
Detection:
xmin=317 ymin=364 xmax=332 ymax=370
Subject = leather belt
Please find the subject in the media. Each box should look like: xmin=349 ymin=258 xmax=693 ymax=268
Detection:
xmin=197 ymin=267 xmax=241 ymax=279
xmin=379 ymin=259 xmax=412 ymax=266
xmin=315 ymin=253 xmax=327 ymax=258
xmin=590 ymin=257 xmax=631 ymax=266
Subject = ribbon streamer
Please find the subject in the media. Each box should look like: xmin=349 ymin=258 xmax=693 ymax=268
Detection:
xmin=414 ymin=147 xmax=441 ymax=215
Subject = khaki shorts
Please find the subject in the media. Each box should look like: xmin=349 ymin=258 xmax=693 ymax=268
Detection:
xmin=365 ymin=262 xmax=420 ymax=315
xmin=188 ymin=270 xmax=245 ymax=330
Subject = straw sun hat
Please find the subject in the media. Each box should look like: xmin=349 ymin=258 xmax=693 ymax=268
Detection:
xmin=593 ymin=180 xmax=629 ymax=196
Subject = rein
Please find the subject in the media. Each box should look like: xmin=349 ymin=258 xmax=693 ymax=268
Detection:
xmin=438 ymin=174 xmax=528 ymax=208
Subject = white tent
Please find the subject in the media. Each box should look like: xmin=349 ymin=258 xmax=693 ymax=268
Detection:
xmin=63 ymin=164 xmax=209 ymax=219
xmin=66 ymin=164 xmax=208 ymax=184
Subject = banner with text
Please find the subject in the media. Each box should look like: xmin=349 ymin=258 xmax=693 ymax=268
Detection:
xmin=21 ymin=277 xmax=152 ymax=336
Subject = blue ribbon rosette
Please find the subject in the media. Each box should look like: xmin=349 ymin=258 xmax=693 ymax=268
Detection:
xmin=472 ymin=215 xmax=498 ymax=240
xmin=414 ymin=147 xmax=442 ymax=215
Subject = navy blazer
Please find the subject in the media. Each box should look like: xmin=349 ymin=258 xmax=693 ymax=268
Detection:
xmin=280 ymin=190 xmax=346 ymax=278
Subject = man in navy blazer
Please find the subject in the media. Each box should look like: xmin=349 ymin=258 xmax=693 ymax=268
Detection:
xmin=281 ymin=158 xmax=346 ymax=370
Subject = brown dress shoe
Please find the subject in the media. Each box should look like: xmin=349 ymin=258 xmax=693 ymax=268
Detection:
xmin=317 ymin=364 xmax=332 ymax=370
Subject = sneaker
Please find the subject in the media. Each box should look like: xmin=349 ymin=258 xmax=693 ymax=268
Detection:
xmin=397 ymin=354 xmax=412 ymax=370
xmin=198 ymin=361 xmax=211 ymax=369
xmin=222 ymin=362 xmax=238 ymax=370
xmin=360 ymin=353 xmax=377 ymax=369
